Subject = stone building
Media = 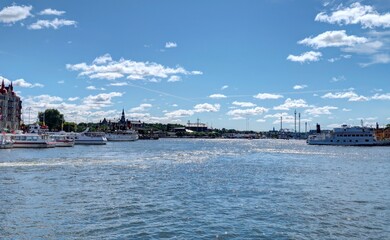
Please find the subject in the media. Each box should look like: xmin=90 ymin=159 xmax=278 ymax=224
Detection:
xmin=0 ymin=80 xmax=22 ymax=131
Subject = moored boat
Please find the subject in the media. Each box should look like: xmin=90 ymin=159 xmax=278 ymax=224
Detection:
xmin=72 ymin=129 xmax=107 ymax=145
xmin=50 ymin=134 xmax=75 ymax=147
xmin=106 ymin=129 xmax=138 ymax=141
xmin=0 ymin=134 xmax=13 ymax=149
xmin=9 ymin=133 xmax=56 ymax=148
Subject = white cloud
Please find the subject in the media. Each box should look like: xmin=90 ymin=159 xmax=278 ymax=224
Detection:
xmin=315 ymin=2 xmax=390 ymax=29
xmin=165 ymin=42 xmax=177 ymax=48
xmin=321 ymin=91 xmax=369 ymax=101
xmin=305 ymin=106 xmax=338 ymax=116
xmin=232 ymin=101 xmax=256 ymax=107
xmin=28 ymin=18 xmax=77 ymax=30
xmin=342 ymin=41 xmax=383 ymax=54
xmin=130 ymin=103 xmax=152 ymax=112
xmin=371 ymin=93 xmax=390 ymax=100
xmin=194 ymin=103 xmax=220 ymax=113
xmin=110 ymin=82 xmax=129 ymax=86
xmin=9 ymin=78 xmax=44 ymax=88
xmin=58 ymin=80 xmax=65 ymax=84
xmin=83 ymin=92 xmax=123 ymax=109
xmin=165 ymin=109 xmax=194 ymax=118
xmin=167 ymin=75 xmax=181 ymax=82
xmin=293 ymin=85 xmax=308 ymax=90
xmin=254 ymin=93 xmax=284 ymax=100
xmin=0 ymin=5 xmax=32 ymax=24
xmin=359 ymin=54 xmax=390 ymax=67
xmin=86 ymin=85 xmax=105 ymax=91
xmin=299 ymin=30 xmax=367 ymax=49
xmin=93 ymin=54 xmax=113 ymax=65
xmin=221 ymin=85 xmax=229 ymax=90
xmin=331 ymin=75 xmax=346 ymax=82
xmin=273 ymin=98 xmax=309 ymax=110
xmin=287 ymin=51 xmax=322 ymax=63
xmin=342 ymin=108 xmax=351 ymax=112
xmin=39 ymin=8 xmax=65 ymax=16
xmin=256 ymin=119 xmax=266 ymax=123
xmin=209 ymin=94 xmax=227 ymax=99
xmin=227 ymin=107 xmax=268 ymax=119
xmin=67 ymin=54 xmax=201 ymax=81
xmin=68 ymin=97 xmax=79 ymax=101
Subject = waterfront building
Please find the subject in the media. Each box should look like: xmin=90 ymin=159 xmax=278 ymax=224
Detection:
xmin=0 ymin=80 xmax=22 ymax=131
xmin=186 ymin=120 xmax=208 ymax=132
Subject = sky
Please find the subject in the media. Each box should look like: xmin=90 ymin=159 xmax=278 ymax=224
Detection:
xmin=0 ymin=0 xmax=389 ymax=131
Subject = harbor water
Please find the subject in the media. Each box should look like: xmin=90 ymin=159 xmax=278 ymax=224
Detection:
xmin=1 ymin=139 xmax=389 ymax=239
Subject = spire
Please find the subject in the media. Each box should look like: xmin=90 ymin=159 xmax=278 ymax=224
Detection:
xmin=120 ymin=108 xmax=126 ymax=123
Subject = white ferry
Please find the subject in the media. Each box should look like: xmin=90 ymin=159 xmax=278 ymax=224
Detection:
xmin=72 ymin=128 xmax=107 ymax=145
xmin=307 ymin=124 xmax=385 ymax=146
xmin=106 ymin=130 xmax=139 ymax=142
xmin=10 ymin=133 xmax=56 ymax=148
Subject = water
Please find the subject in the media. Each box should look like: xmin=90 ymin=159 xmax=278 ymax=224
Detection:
xmin=0 ymin=139 xmax=389 ymax=239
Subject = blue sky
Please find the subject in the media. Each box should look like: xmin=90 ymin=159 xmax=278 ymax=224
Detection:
xmin=0 ymin=0 xmax=389 ymax=131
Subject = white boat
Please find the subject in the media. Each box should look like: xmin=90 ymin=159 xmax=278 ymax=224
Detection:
xmin=106 ymin=130 xmax=139 ymax=141
xmin=73 ymin=129 xmax=107 ymax=145
xmin=50 ymin=134 xmax=75 ymax=147
xmin=307 ymin=124 xmax=387 ymax=146
xmin=0 ymin=134 xmax=13 ymax=149
xmin=9 ymin=133 xmax=56 ymax=148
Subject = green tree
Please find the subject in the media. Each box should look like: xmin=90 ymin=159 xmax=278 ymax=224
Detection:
xmin=38 ymin=109 xmax=64 ymax=131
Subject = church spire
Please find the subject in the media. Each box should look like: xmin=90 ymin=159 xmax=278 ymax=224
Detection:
xmin=120 ymin=108 xmax=126 ymax=123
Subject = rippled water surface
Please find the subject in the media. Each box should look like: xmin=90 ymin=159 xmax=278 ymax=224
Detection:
xmin=1 ymin=139 xmax=389 ymax=239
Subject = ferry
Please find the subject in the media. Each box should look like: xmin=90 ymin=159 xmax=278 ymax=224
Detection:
xmin=9 ymin=133 xmax=56 ymax=148
xmin=72 ymin=128 xmax=107 ymax=145
xmin=307 ymin=124 xmax=390 ymax=146
xmin=106 ymin=129 xmax=139 ymax=142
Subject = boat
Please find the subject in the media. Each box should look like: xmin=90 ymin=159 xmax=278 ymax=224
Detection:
xmin=0 ymin=134 xmax=13 ymax=149
xmin=50 ymin=134 xmax=75 ymax=147
xmin=106 ymin=129 xmax=139 ymax=141
xmin=9 ymin=133 xmax=56 ymax=148
xmin=72 ymin=128 xmax=107 ymax=145
xmin=307 ymin=124 xmax=390 ymax=146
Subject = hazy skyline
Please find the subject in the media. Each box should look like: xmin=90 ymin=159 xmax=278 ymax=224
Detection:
xmin=1 ymin=0 xmax=389 ymax=131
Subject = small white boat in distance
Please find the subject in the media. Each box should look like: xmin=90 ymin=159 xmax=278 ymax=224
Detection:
xmin=73 ymin=128 xmax=107 ymax=145
xmin=0 ymin=134 xmax=13 ymax=149
xmin=106 ymin=129 xmax=139 ymax=141
xmin=10 ymin=133 xmax=56 ymax=148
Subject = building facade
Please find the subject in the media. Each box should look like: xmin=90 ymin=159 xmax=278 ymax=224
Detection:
xmin=0 ymin=81 xmax=22 ymax=131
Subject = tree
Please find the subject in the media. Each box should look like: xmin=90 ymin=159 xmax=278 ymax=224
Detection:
xmin=38 ymin=109 xmax=64 ymax=131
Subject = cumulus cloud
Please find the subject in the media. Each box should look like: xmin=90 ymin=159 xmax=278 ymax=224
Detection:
xmin=83 ymin=92 xmax=123 ymax=109
xmin=305 ymin=106 xmax=338 ymax=116
xmin=254 ymin=93 xmax=284 ymax=99
xmin=168 ymin=75 xmax=181 ymax=82
xmin=221 ymin=85 xmax=229 ymax=90
xmin=39 ymin=8 xmax=65 ymax=16
xmin=371 ymin=93 xmax=390 ymax=100
xmin=68 ymin=97 xmax=79 ymax=101
xmin=298 ymin=30 xmax=367 ymax=49
xmin=273 ymin=98 xmax=309 ymax=110
xmin=0 ymin=77 xmax=44 ymax=88
xmin=227 ymin=107 xmax=268 ymax=119
xmin=67 ymin=54 xmax=201 ymax=81
xmin=359 ymin=54 xmax=390 ymax=67
xmin=287 ymin=51 xmax=322 ymax=63
xmin=28 ymin=18 xmax=77 ymax=30
xmin=293 ymin=85 xmax=308 ymax=90
xmin=321 ymin=91 xmax=369 ymax=101
xmin=209 ymin=94 xmax=227 ymax=99
xmin=110 ymin=82 xmax=129 ymax=86
xmin=232 ymin=101 xmax=256 ymax=107
xmin=130 ymin=103 xmax=152 ymax=112
xmin=0 ymin=5 xmax=32 ymax=24
xmin=194 ymin=103 xmax=220 ymax=113
xmin=165 ymin=42 xmax=177 ymax=48
xmin=86 ymin=85 xmax=106 ymax=91
xmin=315 ymin=2 xmax=390 ymax=29
xmin=165 ymin=109 xmax=194 ymax=118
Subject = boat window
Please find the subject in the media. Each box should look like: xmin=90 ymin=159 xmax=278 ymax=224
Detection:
xmin=356 ymin=140 xmax=358 ymax=142
xmin=365 ymin=139 xmax=369 ymax=142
